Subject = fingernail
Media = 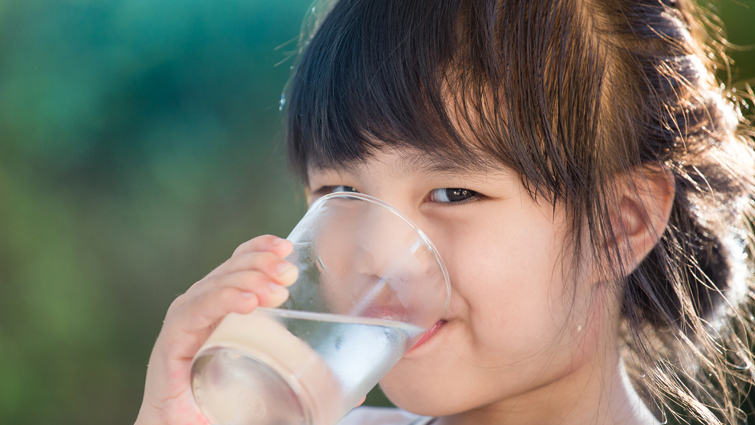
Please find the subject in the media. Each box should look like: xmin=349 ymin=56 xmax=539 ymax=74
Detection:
xmin=268 ymin=282 xmax=286 ymax=293
xmin=276 ymin=261 xmax=296 ymax=276
xmin=272 ymin=237 xmax=286 ymax=246
xmin=241 ymin=292 xmax=254 ymax=299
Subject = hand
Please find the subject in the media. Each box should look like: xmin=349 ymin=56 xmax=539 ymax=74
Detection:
xmin=134 ymin=235 xmax=298 ymax=425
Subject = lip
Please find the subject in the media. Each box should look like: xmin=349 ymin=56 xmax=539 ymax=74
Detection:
xmin=408 ymin=320 xmax=446 ymax=352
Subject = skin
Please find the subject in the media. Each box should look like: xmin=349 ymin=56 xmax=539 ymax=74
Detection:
xmin=135 ymin=235 xmax=300 ymax=425
xmin=135 ymin=147 xmax=674 ymax=425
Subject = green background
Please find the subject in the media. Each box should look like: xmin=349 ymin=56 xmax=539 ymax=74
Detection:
xmin=0 ymin=1 xmax=752 ymax=424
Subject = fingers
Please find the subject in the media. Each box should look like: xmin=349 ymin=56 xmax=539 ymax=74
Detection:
xmin=207 ymin=252 xmax=299 ymax=286
xmin=206 ymin=235 xmax=297 ymax=283
xmin=141 ymin=235 xmax=301 ymax=425
xmin=182 ymin=279 xmax=261 ymax=333
xmin=208 ymin=251 xmax=299 ymax=286
xmin=177 ymin=270 xmax=292 ymax=331
xmin=227 ymin=234 xmax=298 ymax=292
xmin=160 ymin=274 xmax=280 ymax=361
xmin=158 ymin=235 xmax=299 ymax=362
xmin=232 ymin=235 xmax=294 ymax=259
xmin=214 ymin=270 xmax=291 ymax=309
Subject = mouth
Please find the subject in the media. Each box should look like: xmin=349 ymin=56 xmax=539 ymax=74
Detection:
xmin=408 ymin=320 xmax=447 ymax=352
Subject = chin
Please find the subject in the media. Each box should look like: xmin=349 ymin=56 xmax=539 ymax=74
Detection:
xmin=380 ymin=386 xmax=455 ymax=417
xmin=378 ymin=366 xmax=475 ymax=417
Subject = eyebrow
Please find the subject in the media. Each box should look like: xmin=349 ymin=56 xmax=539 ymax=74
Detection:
xmin=312 ymin=150 xmax=506 ymax=179
xmin=401 ymin=153 xmax=503 ymax=175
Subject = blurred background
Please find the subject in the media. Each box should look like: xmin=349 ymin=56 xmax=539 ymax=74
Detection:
xmin=0 ymin=1 xmax=752 ymax=424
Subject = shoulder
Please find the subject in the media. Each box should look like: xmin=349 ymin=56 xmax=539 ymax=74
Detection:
xmin=337 ymin=406 xmax=434 ymax=425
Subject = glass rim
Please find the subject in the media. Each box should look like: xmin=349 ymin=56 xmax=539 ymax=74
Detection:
xmin=307 ymin=192 xmax=451 ymax=311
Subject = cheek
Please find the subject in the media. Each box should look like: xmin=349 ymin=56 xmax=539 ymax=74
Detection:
xmin=436 ymin=198 xmax=601 ymax=375
xmin=469 ymin=250 xmax=569 ymax=361
xmin=379 ymin=202 xmax=606 ymax=415
xmin=446 ymin=204 xmax=576 ymax=352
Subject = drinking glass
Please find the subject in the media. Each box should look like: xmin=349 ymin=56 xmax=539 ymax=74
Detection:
xmin=190 ymin=192 xmax=450 ymax=425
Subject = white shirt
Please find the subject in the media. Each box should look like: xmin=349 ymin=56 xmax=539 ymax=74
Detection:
xmin=337 ymin=407 xmax=435 ymax=425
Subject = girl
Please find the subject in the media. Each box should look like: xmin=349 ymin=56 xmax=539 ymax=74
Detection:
xmin=135 ymin=0 xmax=755 ymax=424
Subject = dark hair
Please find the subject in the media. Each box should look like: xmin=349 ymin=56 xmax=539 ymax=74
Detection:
xmin=284 ymin=0 xmax=755 ymax=423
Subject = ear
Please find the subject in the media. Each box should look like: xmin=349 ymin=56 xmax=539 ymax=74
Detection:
xmin=604 ymin=166 xmax=675 ymax=276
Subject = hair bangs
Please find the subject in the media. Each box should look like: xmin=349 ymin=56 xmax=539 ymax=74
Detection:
xmin=285 ymin=0 xmax=498 ymax=182
xmin=285 ymin=0 xmax=611 ymax=210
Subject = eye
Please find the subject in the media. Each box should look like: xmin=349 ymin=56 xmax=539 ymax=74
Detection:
xmin=427 ymin=188 xmax=480 ymax=204
xmin=313 ymin=185 xmax=359 ymax=196
xmin=328 ymin=185 xmax=359 ymax=193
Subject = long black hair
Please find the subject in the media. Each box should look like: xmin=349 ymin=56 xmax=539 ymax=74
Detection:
xmin=285 ymin=1 xmax=755 ymax=423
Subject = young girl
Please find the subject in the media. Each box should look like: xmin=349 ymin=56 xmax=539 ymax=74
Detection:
xmin=135 ymin=0 xmax=755 ymax=424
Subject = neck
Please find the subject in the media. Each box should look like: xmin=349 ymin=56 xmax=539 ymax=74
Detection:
xmin=434 ymin=349 xmax=659 ymax=425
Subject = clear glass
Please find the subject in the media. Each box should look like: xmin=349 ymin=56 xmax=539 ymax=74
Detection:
xmin=190 ymin=192 xmax=450 ymax=425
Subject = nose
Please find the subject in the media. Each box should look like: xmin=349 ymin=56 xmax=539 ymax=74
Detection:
xmin=313 ymin=196 xmax=447 ymax=327
xmin=314 ymin=198 xmax=417 ymax=301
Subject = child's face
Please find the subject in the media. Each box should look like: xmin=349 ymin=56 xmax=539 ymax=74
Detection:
xmin=307 ymin=148 xmax=614 ymax=417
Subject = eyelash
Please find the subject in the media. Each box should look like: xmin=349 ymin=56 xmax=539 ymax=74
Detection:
xmin=313 ymin=185 xmax=359 ymax=196
xmin=426 ymin=188 xmax=480 ymax=204
xmin=313 ymin=186 xmax=481 ymax=205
